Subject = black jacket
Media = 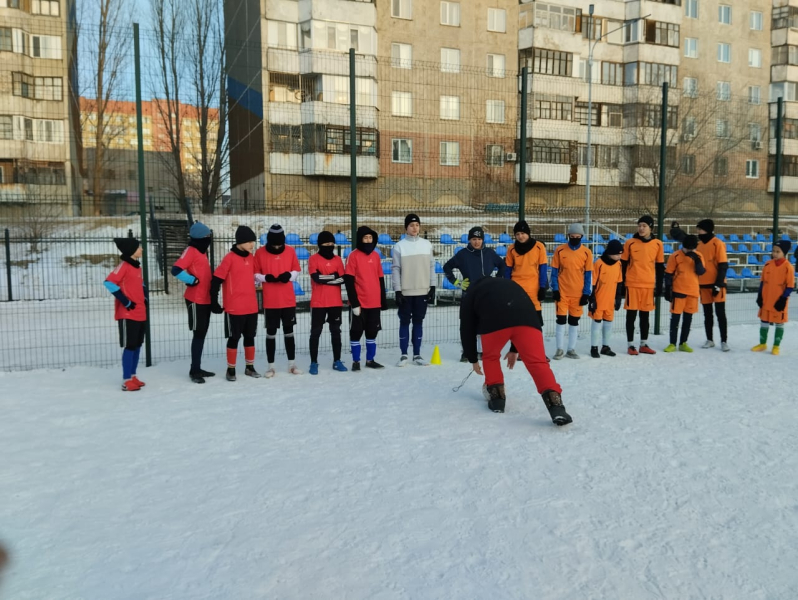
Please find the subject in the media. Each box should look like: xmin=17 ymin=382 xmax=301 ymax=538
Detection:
xmin=459 ymin=278 xmax=541 ymax=363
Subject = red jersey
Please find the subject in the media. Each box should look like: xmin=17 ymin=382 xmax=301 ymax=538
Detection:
xmin=345 ymin=249 xmax=384 ymax=309
xmin=309 ymin=253 xmax=345 ymax=308
xmin=173 ymin=246 xmax=212 ymax=304
xmin=254 ymin=246 xmax=301 ymax=309
xmin=213 ymin=250 xmax=258 ymax=315
xmin=106 ymin=261 xmax=147 ymax=322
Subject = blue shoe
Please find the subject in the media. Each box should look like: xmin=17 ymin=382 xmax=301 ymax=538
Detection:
xmin=332 ymin=360 xmax=348 ymax=372
xmin=309 ymin=362 xmax=319 ymax=375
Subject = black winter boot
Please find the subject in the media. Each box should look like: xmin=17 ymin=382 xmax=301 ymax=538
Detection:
xmin=541 ymin=390 xmax=572 ymax=426
xmin=482 ymin=383 xmax=506 ymax=413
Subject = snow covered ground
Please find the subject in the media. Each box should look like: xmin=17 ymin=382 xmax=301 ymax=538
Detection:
xmin=2 ymin=321 xmax=798 ymax=599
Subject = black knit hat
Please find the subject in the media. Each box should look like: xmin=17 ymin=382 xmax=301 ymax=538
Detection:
xmin=317 ymin=231 xmax=335 ymax=247
xmin=267 ymin=223 xmax=285 ymax=247
xmin=638 ymin=215 xmax=654 ymax=228
xmin=114 ymin=237 xmax=140 ymax=257
xmin=235 ymin=225 xmax=256 ymax=244
xmin=683 ymin=235 xmax=699 ymax=250
xmin=697 ymin=219 xmax=714 ymax=233
xmin=604 ymin=239 xmax=624 ymax=255
xmin=513 ymin=220 xmax=531 ymax=235
xmin=775 ymin=240 xmax=792 ymax=255
xmin=468 ymin=226 xmax=484 ymax=240
xmin=404 ymin=213 xmax=420 ymax=229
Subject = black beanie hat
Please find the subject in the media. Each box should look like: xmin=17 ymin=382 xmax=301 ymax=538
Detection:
xmin=235 ymin=225 xmax=256 ymax=245
xmin=638 ymin=215 xmax=654 ymax=228
xmin=317 ymin=231 xmax=335 ymax=247
xmin=513 ymin=220 xmax=531 ymax=235
xmin=267 ymin=223 xmax=285 ymax=247
xmin=697 ymin=219 xmax=714 ymax=233
xmin=468 ymin=226 xmax=484 ymax=240
xmin=683 ymin=235 xmax=699 ymax=250
xmin=114 ymin=237 xmax=140 ymax=257
xmin=604 ymin=239 xmax=624 ymax=255
xmin=405 ymin=213 xmax=420 ymax=229
xmin=775 ymin=240 xmax=792 ymax=255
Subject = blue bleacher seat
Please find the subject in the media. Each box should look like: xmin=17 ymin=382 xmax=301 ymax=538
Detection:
xmin=440 ymin=234 xmax=455 ymax=244
xmin=594 ymin=245 xmax=606 ymax=255
xmin=609 ymin=233 xmax=620 ymax=241
xmin=782 ymin=234 xmax=792 ymax=242
xmin=442 ymin=278 xmax=458 ymax=290
xmin=790 ymin=255 xmax=797 ymax=264
xmin=343 ymin=248 xmax=352 ymax=258
xmin=751 ymin=243 xmax=764 ymax=253
xmin=286 ymin=233 xmax=302 ymax=245
xmin=378 ymin=233 xmax=394 ymax=245
xmin=756 ymin=233 xmax=766 ymax=242
xmin=382 ymin=262 xmax=392 ymax=274
xmin=766 ymin=243 xmax=773 ymax=252
xmin=496 ymin=245 xmax=507 ymax=257
xmin=741 ymin=267 xmax=756 ymax=279
xmin=730 ymin=234 xmax=740 ymax=242
xmin=499 ymin=233 xmax=512 ymax=244
xmin=335 ymin=232 xmax=348 ymax=244
xmin=375 ymin=248 xmax=383 ymax=258
xmin=725 ymin=243 xmax=735 ymax=254
xmin=748 ymin=255 xmax=761 ymax=265
xmin=594 ymin=234 xmax=606 ymax=243
xmin=663 ymin=243 xmax=674 ymax=254
xmin=435 ymin=261 xmax=444 ymax=273
xmin=295 ymin=247 xmax=310 ymax=260
xmin=460 ymin=234 xmax=469 ymax=244
xmin=456 ymin=245 xmax=467 ymax=253
xmin=293 ymin=281 xmax=305 ymax=296
xmin=309 ymin=233 xmax=319 ymax=245
xmin=625 ymin=233 xmax=634 ymax=239
xmin=554 ymin=233 xmax=567 ymax=243
xmin=400 ymin=233 xmax=407 ymax=240
xmin=716 ymin=233 xmax=726 ymax=241
xmin=738 ymin=243 xmax=749 ymax=253
xmin=743 ymin=234 xmax=754 ymax=243
xmin=726 ymin=268 xmax=740 ymax=279
xmin=259 ymin=233 xmax=268 ymax=245
xmin=662 ymin=234 xmax=670 ymax=242
xmin=484 ymin=234 xmax=494 ymax=244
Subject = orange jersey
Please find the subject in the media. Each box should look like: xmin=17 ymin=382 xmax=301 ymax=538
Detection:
xmin=552 ymin=244 xmax=593 ymax=297
xmin=696 ymin=236 xmax=728 ymax=287
xmin=592 ymin=258 xmax=623 ymax=312
xmin=665 ymin=250 xmax=704 ymax=297
xmin=622 ymin=236 xmax=664 ymax=289
xmin=760 ymin=258 xmax=795 ymax=310
xmin=506 ymin=241 xmax=547 ymax=302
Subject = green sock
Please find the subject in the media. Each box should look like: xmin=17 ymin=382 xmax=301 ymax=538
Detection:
xmin=760 ymin=326 xmax=769 ymax=344
xmin=774 ymin=326 xmax=785 ymax=347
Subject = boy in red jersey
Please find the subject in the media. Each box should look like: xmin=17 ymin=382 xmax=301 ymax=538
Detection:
xmin=211 ymin=225 xmax=260 ymax=381
xmin=344 ymin=226 xmax=388 ymax=371
xmin=172 ymin=222 xmax=215 ymax=383
xmin=752 ymin=240 xmax=795 ymax=355
xmin=254 ymin=224 xmax=302 ymax=378
xmin=104 ymin=237 xmax=147 ymax=391
xmin=308 ymin=231 xmax=347 ymax=374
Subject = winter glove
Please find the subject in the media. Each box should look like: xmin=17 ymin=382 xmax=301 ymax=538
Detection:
xmin=756 ymin=292 xmax=763 ymax=308
xmin=538 ymin=288 xmax=547 ymax=302
xmin=381 ymin=296 xmax=389 ymax=311
xmin=664 ymin=286 xmax=672 ymax=302
xmin=614 ymin=296 xmax=623 ymax=311
xmin=211 ymin=301 xmax=223 ymax=314
xmin=552 ymin=290 xmax=561 ymax=302
xmin=587 ymin=295 xmax=597 ymax=313
xmin=265 ymin=274 xmax=278 ymax=283
xmin=455 ymin=278 xmax=470 ymax=291
xmin=426 ymin=286 xmax=436 ymax=303
xmin=126 ymin=300 xmax=137 ymax=311
xmin=774 ymin=296 xmax=788 ymax=312
xmin=277 ymin=272 xmax=292 ymax=283
xmin=352 ymin=306 xmax=361 ymax=317
xmin=254 ymin=273 xmax=267 ymax=285
xmin=579 ymin=294 xmax=590 ymax=306
xmin=395 ymin=291 xmax=405 ymax=306
xmin=712 ymin=285 xmax=721 ymax=297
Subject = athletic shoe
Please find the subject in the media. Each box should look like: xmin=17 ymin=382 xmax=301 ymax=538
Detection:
xmin=226 ymin=367 xmax=236 ymax=382
xmin=351 ymin=361 xmax=361 ymax=372
xmin=590 ymin=346 xmax=600 ymax=358
xmin=121 ymin=378 xmax=142 ymax=391
xmin=366 ymin=360 xmax=384 ymax=369
xmin=678 ymin=343 xmax=694 ymax=353
xmin=482 ymin=383 xmax=506 ymax=413
xmin=189 ymin=370 xmax=206 ymax=384
xmin=263 ymin=367 xmax=276 ymax=378
xmin=131 ymin=376 xmax=145 ymax=387
xmin=721 ymin=342 xmax=731 ymax=352
xmin=702 ymin=340 xmax=715 ymax=349
xmin=309 ymin=362 xmax=319 ymax=375
xmin=412 ymin=355 xmax=429 ymax=366
xmin=751 ymin=344 xmax=768 ymax=352
xmin=197 ymin=369 xmax=216 ymax=378
xmin=772 ymin=346 xmax=780 ymax=356
xmin=663 ymin=344 xmax=677 ymax=353
xmin=332 ymin=360 xmax=348 ymax=372
xmin=565 ymin=349 xmax=580 ymax=359
xmin=245 ymin=365 xmax=262 ymax=378
xmin=627 ymin=346 xmax=639 ymax=356
xmin=600 ymin=346 xmax=616 ymax=357
xmin=460 ymin=353 xmax=468 ymax=363
xmin=288 ymin=364 xmax=303 ymax=375
xmin=639 ymin=344 xmax=656 ymax=355
xmin=396 ymin=355 xmax=409 ymax=367
xmin=552 ymin=349 xmax=565 ymax=360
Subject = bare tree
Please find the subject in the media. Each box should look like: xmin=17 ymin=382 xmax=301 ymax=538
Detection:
xmin=17 ymin=186 xmax=63 ymax=253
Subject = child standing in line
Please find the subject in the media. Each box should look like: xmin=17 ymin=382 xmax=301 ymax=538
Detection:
xmin=104 ymin=237 xmax=147 ymax=391
xmin=663 ymin=235 xmax=705 ymax=353
xmin=308 ymin=231 xmax=348 ymax=374
xmin=550 ymin=223 xmax=593 ymax=359
xmin=752 ymin=240 xmax=794 ymax=355
xmin=588 ymin=239 xmax=624 ymax=358
xmin=505 ymin=220 xmax=548 ymax=325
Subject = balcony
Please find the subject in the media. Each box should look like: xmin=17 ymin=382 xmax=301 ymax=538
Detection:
xmin=266 ymin=48 xmax=300 ymax=74
xmin=768 ymin=176 xmax=798 ymax=193
xmin=299 ymin=49 xmax=377 ymax=79
xmin=515 ymin=163 xmax=572 ymax=184
xmin=268 ymin=103 xmax=301 ymax=126
xmin=268 ymin=153 xmax=303 ymax=176
xmin=300 ymin=101 xmax=377 ymax=128
xmin=302 ymin=153 xmax=378 ymax=178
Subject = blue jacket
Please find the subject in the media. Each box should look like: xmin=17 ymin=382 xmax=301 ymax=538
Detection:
xmin=444 ymin=245 xmax=506 ymax=287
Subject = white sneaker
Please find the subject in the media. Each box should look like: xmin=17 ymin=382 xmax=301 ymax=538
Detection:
xmin=553 ymin=349 xmax=565 ymax=360
xmin=721 ymin=342 xmax=730 ymax=352
xmin=396 ymin=355 xmax=409 ymax=367
xmin=565 ymin=349 xmax=580 ymax=359
xmin=264 ymin=366 xmax=276 ymax=378
xmin=412 ymin=355 xmax=429 ymax=366
xmin=702 ymin=340 xmax=715 ymax=349
xmin=288 ymin=364 xmax=303 ymax=375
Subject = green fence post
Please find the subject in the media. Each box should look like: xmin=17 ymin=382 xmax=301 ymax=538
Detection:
xmin=654 ymin=81 xmax=668 ymax=336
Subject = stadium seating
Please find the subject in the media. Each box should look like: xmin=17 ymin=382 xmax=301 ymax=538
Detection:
xmin=382 ymin=262 xmax=392 ymax=275
xmin=495 ymin=245 xmax=507 ymax=257
xmin=743 ymin=234 xmax=753 ymax=243
xmin=286 ymin=233 xmax=302 ymax=245
xmin=594 ymin=245 xmax=606 ymax=255
xmin=295 ymin=247 xmax=310 ymax=260
xmin=309 ymin=233 xmax=319 ymax=245
xmin=435 ymin=261 xmax=444 ymax=273
xmin=334 ymin=232 xmax=348 ymax=244
xmin=729 ymin=234 xmax=740 ymax=242
xmin=499 ymin=233 xmax=512 ymax=244
xmin=293 ymin=281 xmax=305 ymax=296
xmin=378 ymin=233 xmax=394 ymax=245
xmin=554 ymin=233 xmax=567 ymax=243
xmin=460 ymin=234 xmax=469 ymax=244
xmin=442 ymin=278 xmax=458 ymax=290
xmin=440 ymin=234 xmax=455 ymax=244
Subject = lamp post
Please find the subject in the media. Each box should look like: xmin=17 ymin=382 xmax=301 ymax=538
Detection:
xmin=585 ymin=10 xmax=650 ymax=233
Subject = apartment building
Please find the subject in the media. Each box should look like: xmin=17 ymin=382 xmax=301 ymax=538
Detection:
xmin=770 ymin=0 xmax=798 ymax=198
xmin=0 ymin=0 xmax=80 ymax=215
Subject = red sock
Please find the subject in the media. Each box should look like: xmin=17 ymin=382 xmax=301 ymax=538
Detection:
xmin=226 ymin=348 xmax=237 ymax=368
xmin=244 ymin=345 xmax=255 ymax=365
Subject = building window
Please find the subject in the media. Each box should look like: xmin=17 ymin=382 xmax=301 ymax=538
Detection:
xmin=685 ymin=0 xmax=697 ymax=19
xmin=773 ymin=6 xmax=798 ymax=29
xmin=650 ymin=21 xmax=679 ymax=47
xmin=684 ymin=38 xmax=698 ymax=58
xmin=440 ymin=141 xmax=460 ymax=166
xmin=269 ymin=125 xmax=302 ymax=153
xmin=531 ymin=139 xmax=572 ymax=164
xmin=750 ymin=11 xmax=763 ymax=30
xmin=748 ymin=86 xmax=761 ymax=104
xmin=683 ymin=116 xmax=697 ymax=136
xmin=716 ymin=119 xmax=731 ymax=138
xmin=391 ymin=0 xmax=411 ymax=19
xmin=392 ymin=138 xmax=412 ymax=163
xmin=749 ymin=123 xmax=762 ymax=142
xmin=486 ymin=100 xmax=505 ymax=124
xmin=682 ymin=155 xmax=696 ymax=175
xmin=34 ymin=119 xmax=63 ymax=143
xmin=391 ymin=91 xmax=412 ymax=117
xmin=35 ymin=77 xmax=63 ymax=101
xmin=625 ymin=62 xmax=678 ymax=87
xmin=683 ymin=77 xmax=698 ymax=97
xmin=530 ymin=48 xmax=573 ymax=77
xmin=441 ymin=47 xmax=460 ymax=73
xmin=12 ymin=72 xmax=34 ymax=98
xmin=31 ymin=34 xmax=61 ymax=59
xmin=718 ymin=4 xmax=731 ymax=24
xmin=745 ymin=160 xmax=759 ymax=178
xmin=519 ymin=5 xmax=534 ymax=30
xmin=749 ymin=48 xmax=762 ymax=68
xmin=0 ymin=27 xmax=11 ymax=52
xmin=486 ymin=144 xmax=504 ymax=167
xmin=534 ymin=95 xmax=572 ymax=121
xmin=267 ymin=21 xmax=298 ymax=48
xmin=269 ymin=73 xmax=302 ymax=103
xmin=487 ymin=54 xmax=505 ymax=77
xmin=602 ymin=62 xmax=623 ymax=86
xmin=440 ymin=95 xmax=460 ymax=120
xmin=31 ymin=0 xmax=59 ymax=15
xmin=583 ymin=16 xmax=602 ymax=40
xmin=770 ymin=155 xmax=798 ymax=177
xmin=603 ymin=104 xmax=623 ymax=127
xmin=717 ymin=43 xmax=730 ymax=63
xmin=575 ymin=102 xmax=599 ymax=126
xmin=440 ymin=1 xmax=460 ymax=26
xmin=487 ymin=8 xmax=506 ymax=32
xmin=770 ymin=82 xmax=798 ymax=102
xmin=624 ymin=103 xmax=678 ymax=129
xmin=717 ymin=81 xmax=731 ymax=101
xmin=578 ymin=145 xmax=619 ymax=168
xmin=534 ymin=3 xmax=578 ymax=32
xmin=0 ymin=115 xmax=11 ymax=140
xmin=772 ymin=46 xmax=798 ymax=65
xmin=391 ymin=43 xmax=412 ymax=69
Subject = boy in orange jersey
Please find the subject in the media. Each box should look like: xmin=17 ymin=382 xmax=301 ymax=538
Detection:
xmin=752 ymin=240 xmax=795 ymax=355
xmin=505 ymin=220 xmax=548 ymax=324
xmin=696 ymin=219 xmax=730 ymax=351
xmin=550 ymin=223 xmax=593 ymax=359
xmin=622 ymin=215 xmax=665 ymax=355
xmin=663 ymin=235 xmax=705 ymax=353
xmin=588 ymin=239 xmax=624 ymax=358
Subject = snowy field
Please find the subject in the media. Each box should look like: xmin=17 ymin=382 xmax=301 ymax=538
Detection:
xmin=2 ymin=321 xmax=798 ymax=599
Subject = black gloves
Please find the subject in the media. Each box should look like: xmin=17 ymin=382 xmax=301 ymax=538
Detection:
xmin=126 ymin=301 xmax=137 ymax=311
xmin=664 ymin=286 xmax=672 ymax=302
xmin=278 ymin=272 xmax=292 ymax=283
xmin=211 ymin=301 xmax=223 ymax=314
xmin=427 ymin=286 xmax=436 ymax=303
xmin=381 ymin=297 xmax=388 ymax=311
xmin=775 ymin=296 xmax=788 ymax=312
xmin=538 ymin=288 xmax=547 ymax=302
xmin=756 ymin=292 xmax=763 ymax=308
xmin=579 ymin=294 xmax=590 ymax=306
xmin=587 ymin=295 xmax=596 ymax=312
xmin=614 ymin=296 xmax=622 ymax=311
xmin=265 ymin=274 xmax=278 ymax=283
xmin=552 ymin=290 xmax=561 ymax=302
xmin=712 ymin=285 xmax=721 ymax=297
xmin=395 ymin=291 xmax=405 ymax=306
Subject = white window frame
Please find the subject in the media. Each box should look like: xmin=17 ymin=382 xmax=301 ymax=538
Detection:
xmin=749 ymin=123 xmax=762 ymax=142
xmin=440 ymin=141 xmax=460 ymax=166
xmin=440 ymin=95 xmax=460 ymax=120
xmin=31 ymin=0 xmax=60 ymax=15
xmin=683 ymin=77 xmax=698 ymax=98
xmin=487 ymin=8 xmax=506 ymax=33
xmin=440 ymin=1 xmax=460 ymax=27
xmin=486 ymin=144 xmax=504 ymax=167
xmin=441 ymin=47 xmax=460 ymax=73
xmin=750 ymin=11 xmax=763 ymax=30
xmin=717 ymin=43 xmax=731 ymax=63
xmin=391 ymin=0 xmax=412 ymax=20
xmin=684 ymin=38 xmax=698 ymax=58
xmin=718 ymin=4 xmax=731 ymax=25
xmin=746 ymin=159 xmax=759 ymax=178
xmin=717 ymin=81 xmax=731 ymax=101
xmin=685 ymin=0 xmax=698 ymax=19
xmin=267 ymin=21 xmax=298 ymax=49
xmin=391 ymin=42 xmax=412 ymax=69
xmin=486 ymin=99 xmax=505 ymax=124
xmin=716 ymin=118 xmax=731 ymax=138
xmin=487 ymin=53 xmax=505 ymax=78
xmin=391 ymin=91 xmax=413 ymax=117
xmin=748 ymin=85 xmax=761 ymax=105
xmin=749 ymin=48 xmax=762 ymax=68
xmin=392 ymin=138 xmax=412 ymax=163
xmin=31 ymin=34 xmax=61 ymax=59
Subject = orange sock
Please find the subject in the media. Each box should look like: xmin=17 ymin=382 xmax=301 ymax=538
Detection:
xmin=226 ymin=348 xmax=237 ymax=368
xmin=244 ymin=345 xmax=255 ymax=365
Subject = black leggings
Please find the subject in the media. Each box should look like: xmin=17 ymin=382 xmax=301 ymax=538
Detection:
xmin=310 ymin=307 xmax=343 ymax=363
xmin=626 ymin=310 xmax=650 ymax=342
xmin=670 ymin=312 xmax=693 ymax=345
xmin=702 ymin=302 xmax=727 ymax=343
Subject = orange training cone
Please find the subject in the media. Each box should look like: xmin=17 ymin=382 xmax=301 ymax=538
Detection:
xmin=430 ymin=345 xmax=442 ymax=365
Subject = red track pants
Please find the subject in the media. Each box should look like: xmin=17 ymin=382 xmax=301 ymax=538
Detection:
xmin=481 ymin=326 xmax=561 ymax=394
